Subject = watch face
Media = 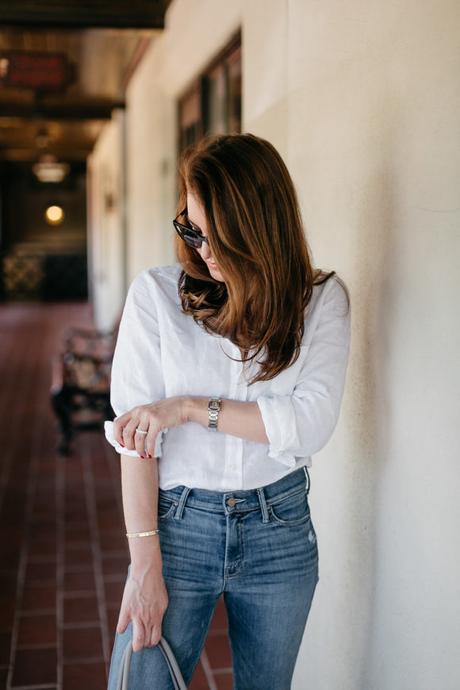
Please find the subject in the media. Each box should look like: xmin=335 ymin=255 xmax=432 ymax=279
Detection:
xmin=209 ymin=400 xmax=220 ymax=410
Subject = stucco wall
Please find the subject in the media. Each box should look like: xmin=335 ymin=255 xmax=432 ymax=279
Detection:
xmin=284 ymin=2 xmax=460 ymax=689
xmin=87 ymin=110 xmax=125 ymax=330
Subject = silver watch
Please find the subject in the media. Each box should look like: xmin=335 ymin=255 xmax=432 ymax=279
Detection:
xmin=207 ymin=397 xmax=222 ymax=431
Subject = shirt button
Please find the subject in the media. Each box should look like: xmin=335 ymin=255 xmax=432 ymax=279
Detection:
xmin=226 ymin=497 xmax=237 ymax=507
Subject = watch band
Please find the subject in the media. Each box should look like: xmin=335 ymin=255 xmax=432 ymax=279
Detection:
xmin=207 ymin=397 xmax=222 ymax=431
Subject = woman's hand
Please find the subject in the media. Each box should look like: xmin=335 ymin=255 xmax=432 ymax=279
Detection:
xmin=117 ymin=560 xmax=169 ymax=651
xmin=114 ymin=396 xmax=189 ymax=458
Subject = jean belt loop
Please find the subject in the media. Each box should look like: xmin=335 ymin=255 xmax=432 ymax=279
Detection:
xmin=256 ymin=486 xmax=270 ymax=523
xmin=304 ymin=466 xmax=311 ymax=495
xmin=173 ymin=486 xmax=191 ymax=520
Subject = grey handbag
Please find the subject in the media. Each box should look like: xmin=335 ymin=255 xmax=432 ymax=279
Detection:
xmin=117 ymin=635 xmax=187 ymax=690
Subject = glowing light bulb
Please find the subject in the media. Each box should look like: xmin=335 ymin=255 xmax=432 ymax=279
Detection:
xmin=45 ymin=205 xmax=64 ymax=225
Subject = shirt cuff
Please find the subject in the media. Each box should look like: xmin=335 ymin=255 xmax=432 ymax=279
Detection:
xmin=104 ymin=420 xmax=165 ymax=458
xmin=256 ymin=396 xmax=297 ymax=468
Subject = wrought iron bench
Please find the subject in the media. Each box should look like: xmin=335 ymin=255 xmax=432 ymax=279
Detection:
xmin=50 ymin=322 xmax=120 ymax=455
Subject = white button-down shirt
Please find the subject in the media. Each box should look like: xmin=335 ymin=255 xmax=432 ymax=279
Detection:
xmin=104 ymin=262 xmax=351 ymax=491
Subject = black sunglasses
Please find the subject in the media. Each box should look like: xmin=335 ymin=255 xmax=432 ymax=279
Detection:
xmin=172 ymin=208 xmax=210 ymax=249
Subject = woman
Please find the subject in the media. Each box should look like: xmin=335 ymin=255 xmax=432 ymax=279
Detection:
xmin=105 ymin=133 xmax=351 ymax=689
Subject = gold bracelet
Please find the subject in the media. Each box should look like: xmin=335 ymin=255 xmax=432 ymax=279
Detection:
xmin=126 ymin=529 xmax=160 ymax=538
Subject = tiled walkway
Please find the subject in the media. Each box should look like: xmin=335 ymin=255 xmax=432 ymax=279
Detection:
xmin=0 ymin=302 xmax=233 ymax=690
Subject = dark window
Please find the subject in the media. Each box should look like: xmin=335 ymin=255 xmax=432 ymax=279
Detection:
xmin=177 ymin=32 xmax=242 ymax=157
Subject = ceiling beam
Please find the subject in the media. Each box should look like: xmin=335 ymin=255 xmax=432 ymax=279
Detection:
xmin=0 ymin=99 xmax=125 ymax=120
xmin=0 ymin=1 xmax=168 ymax=29
xmin=0 ymin=147 xmax=91 ymax=162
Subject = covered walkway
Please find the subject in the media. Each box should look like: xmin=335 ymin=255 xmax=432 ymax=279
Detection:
xmin=0 ymin=302 xmax=232 ymax=689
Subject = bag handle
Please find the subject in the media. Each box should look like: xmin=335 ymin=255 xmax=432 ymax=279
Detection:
xmin=116 ymin=635 xmax=187 ymax=690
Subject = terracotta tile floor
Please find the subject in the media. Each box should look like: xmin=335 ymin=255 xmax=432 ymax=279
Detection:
xmin=0 ymin=301 xmax=233 ymax=689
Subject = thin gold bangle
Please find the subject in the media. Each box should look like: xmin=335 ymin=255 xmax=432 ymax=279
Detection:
xmin=126 ymin=529 xmax=160 ymax=538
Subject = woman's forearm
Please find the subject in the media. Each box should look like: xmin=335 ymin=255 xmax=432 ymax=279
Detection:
xmin=183 ymin=396 xmax=269 ymax=444
xmin=117 ymin=453 xmax=168 ymax=651
xmin=120 ymin=453 xmax=162 ymax=570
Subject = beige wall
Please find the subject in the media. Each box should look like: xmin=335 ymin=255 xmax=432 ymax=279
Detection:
xmin=87 ymin=109 xmax=125 ymax=330
xmin=286 ymin=4 xmax=460 ymax=689
xmin=89 ymin=1 xmax=460 ymax=688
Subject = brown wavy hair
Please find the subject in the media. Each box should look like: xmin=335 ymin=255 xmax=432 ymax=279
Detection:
xmin=174 ymin=132 xmax=349 ymax=386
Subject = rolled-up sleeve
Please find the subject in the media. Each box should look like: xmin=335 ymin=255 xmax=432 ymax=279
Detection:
xmin=104 ymin=270 xmax=166 ymax=458
xmin=256 ymin=278 xmax=351 ymax=466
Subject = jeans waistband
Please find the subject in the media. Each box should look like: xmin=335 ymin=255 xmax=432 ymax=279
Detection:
xmin=159 ymin=466 xmax=311 ymax=518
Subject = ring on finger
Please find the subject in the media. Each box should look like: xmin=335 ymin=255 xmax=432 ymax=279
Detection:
xmin=135 ymin=427 xmax=148 ymax=435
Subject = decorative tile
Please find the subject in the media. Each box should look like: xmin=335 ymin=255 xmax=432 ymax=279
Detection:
xmin=189 ymin=660 xmax=211 ymax=689
xmin=65 ymin=524 xmax=92 ymax=542
xmin=211 ymin=596 xmax=229 ymax=629
xmin=64 ymin=569 xmax=96 ymax=592
xmin=63 ymin=625 xmax=104 ymax=660
xmin=22 ymin=585 xmax=56 ymax=612
xmin=64 ymin=595 xmax=100 ymax=625
xmin=99 ymin=532 xmax=128 ymax=553
xmin=103 ymin=580 xmax=125 ymax=607
xmin=64 ymin=544 xmax=94 ymax=567
xmin=0 ymin=599 xmax=15 ymax=633
xmin=63 ymin=660 xmax=107 ymax=690
xmin=0 ymin=631 xmax=11 ymax=666
xmin=205 ymin=633 xmax=233 ymax=670
xmin=17 ymin=613 xmax=56 ymax=647
xmin=25 ymin=560 xmax=56 ymax=584
xmin=101 ymin=554 xmax=128 ymax=576
xmin=11 ymin=647 xmax=57 ymax=686
xmin=106 ymin=605 xmax=121 ymax=637
xmin=29 ymin=537 xmax=57 ymax=557
xmin=214 ymin=671 xmax=234 ymax=689
xmin=0 ymin=668 xmax=8 ymax=688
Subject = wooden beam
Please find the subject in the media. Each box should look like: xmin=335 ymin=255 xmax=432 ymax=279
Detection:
xmin=0 ymin=1 xmax=167 ymax=29
xmin=0 ymin=147 xmax=91 ymax=162
xmin=0 ymin=99 xmax=125 ymax=120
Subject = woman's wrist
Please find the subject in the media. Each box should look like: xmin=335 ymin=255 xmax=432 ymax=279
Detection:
xmin=183 ymin=395 xmax=208 ymax=426
xmin=129 ymin=538 xmax=163 ymax=570
xmin=130 ymin=555 xmax=163 ymax=581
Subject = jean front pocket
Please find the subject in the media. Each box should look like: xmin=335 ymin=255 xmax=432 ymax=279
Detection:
xmin=158 ymin=495 xmax=177 ymax=520
xmin=269 ymin=489 xmax=311 ymax=526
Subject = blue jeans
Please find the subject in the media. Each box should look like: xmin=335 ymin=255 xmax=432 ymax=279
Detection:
xmin=107 ymin=466 xmax=319 ymax=690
